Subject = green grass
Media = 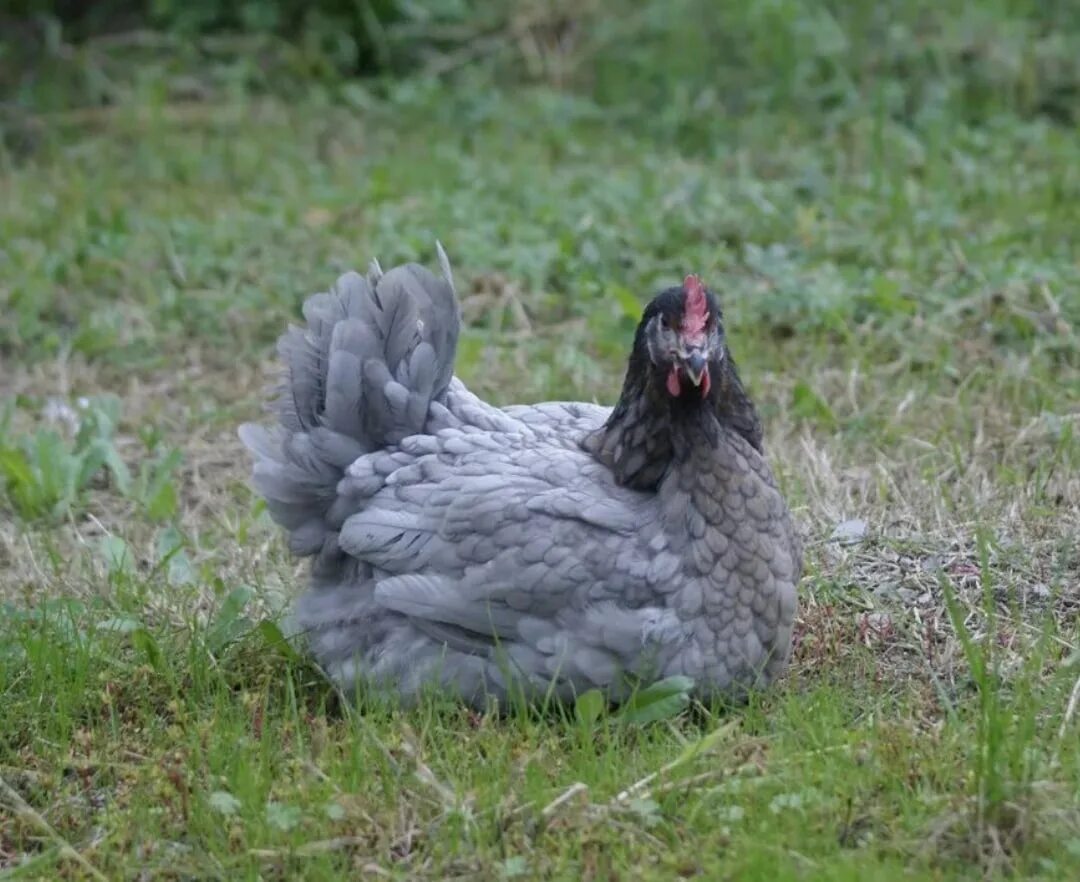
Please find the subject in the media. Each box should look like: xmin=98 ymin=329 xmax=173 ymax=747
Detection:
xmin=2 ymin=2 xmax=1080 ymax=878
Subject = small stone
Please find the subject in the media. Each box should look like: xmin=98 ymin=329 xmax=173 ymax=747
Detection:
xmin=919 ymin=554 xmax=946 ymax=573
xmin=829 ymin=518 xmax=868 ymax=545
xmin=896 ymin=587 xmax=920 ymax=605
xmin=864 ymin=612 xmax=893 ymax=631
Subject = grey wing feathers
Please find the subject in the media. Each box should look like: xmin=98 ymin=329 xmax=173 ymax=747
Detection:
xmin=335 ymin=437 xmax=672 ymax=687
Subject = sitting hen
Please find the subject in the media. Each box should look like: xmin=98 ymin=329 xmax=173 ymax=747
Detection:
xmin=240 ymin=247 xmax=801 ymax=708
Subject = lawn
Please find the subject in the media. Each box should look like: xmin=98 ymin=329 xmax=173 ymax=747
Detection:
xmin=1 ymin=2 xmax=1079 ymax=879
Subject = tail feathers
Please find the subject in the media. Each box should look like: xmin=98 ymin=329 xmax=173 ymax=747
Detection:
xmin=371 ymin=254 xmax=460 ymax=403
xmin=323 ymin=319 xmax=378 ymax=443
xmin=241 ymin=246 xmax=461 ymax=559
xmin=275 ymin=251 xmax=458 ymax=445
xmin=239 ymin=423 xmax=352 ymax=555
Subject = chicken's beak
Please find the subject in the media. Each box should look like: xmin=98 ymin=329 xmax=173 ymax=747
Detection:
xmin=683 ymin=350 xmax=708 ymax=387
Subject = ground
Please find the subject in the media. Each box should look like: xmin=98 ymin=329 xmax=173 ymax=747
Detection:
xmin=1 ymin=5 xmax=1080 ymax=879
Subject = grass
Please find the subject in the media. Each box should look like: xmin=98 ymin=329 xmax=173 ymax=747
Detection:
xmin=2 ymin=2 xmax=1080 ymax=878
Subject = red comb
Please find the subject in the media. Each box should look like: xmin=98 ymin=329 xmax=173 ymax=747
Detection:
xmin=681 ymin=274 xmax=708 ymax=340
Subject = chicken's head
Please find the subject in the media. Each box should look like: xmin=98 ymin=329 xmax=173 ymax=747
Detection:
xmin=639 ymin=274 xmax=725 ymax=400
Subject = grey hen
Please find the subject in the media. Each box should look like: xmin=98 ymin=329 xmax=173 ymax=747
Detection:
xmin=239 ymin=248 xmax=801 ymax=708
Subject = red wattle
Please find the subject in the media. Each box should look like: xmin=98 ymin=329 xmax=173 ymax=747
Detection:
xmin=700 ymin=371 xmax=711 ymax=397
xmin=666 ymin=367 xmax=682 ymax=396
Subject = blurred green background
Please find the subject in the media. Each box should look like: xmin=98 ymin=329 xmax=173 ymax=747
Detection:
xmin=3 ymin=0 xmax=1079 ymax=377
xmin=6 ymin=0 xmax=1080 ymax=124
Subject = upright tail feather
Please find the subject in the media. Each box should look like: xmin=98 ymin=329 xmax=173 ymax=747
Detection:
xmin=239 ymin=245 xmax=461 ymax=558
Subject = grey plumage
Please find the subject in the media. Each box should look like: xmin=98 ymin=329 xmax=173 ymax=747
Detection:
xmin=240 ymin=250 xmax=801 ymax=708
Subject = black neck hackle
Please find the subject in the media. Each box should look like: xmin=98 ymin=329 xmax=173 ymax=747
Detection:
xmin=581 ymin=286 xmax=764 ymax=490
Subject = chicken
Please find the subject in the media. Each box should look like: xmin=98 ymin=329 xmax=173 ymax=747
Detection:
xmin=239 ymin=247 xmax=801 ymax=708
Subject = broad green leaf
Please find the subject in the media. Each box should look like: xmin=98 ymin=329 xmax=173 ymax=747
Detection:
xmin=254 ymin=617 xmax=302 ymax=660
xmin=99 ymin=442 xmax=133 ymax=495
xmin=255 ymin=619 xmax=302 ymax=663
xmin=617 ymin=675 xmax=694 ymax=724
xmin=98 ymin=616 xmax=143 ymax=634
xmin=265 ymin=801 xmax=302 ymax=832
xmin=209 ymin=791 xmax=242 ymax=817
xmin=100 ymin=536 xmax=133 ymax=576
xmin=575 ymin=688 xmax=606 ymax=727
xmin=500 ymin=856 xmax=529 ymax=878
xmin=131 ymin=627 xmax=164 ymax=671
xmin=156 ymin=526 xmax=195 ymax=586
xmin=205 ymin=585 xmax=254 ymax=654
